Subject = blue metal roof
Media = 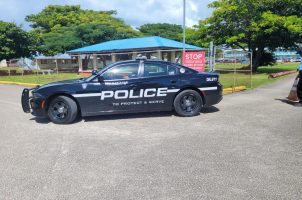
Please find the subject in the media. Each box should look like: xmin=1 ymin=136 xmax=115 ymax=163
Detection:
xmin=68 ymin=36 xmax=202 ymax=54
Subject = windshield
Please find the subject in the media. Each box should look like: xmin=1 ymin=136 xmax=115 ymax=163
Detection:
xmin=85 ymin=63 xmax=114 ymax=82
xmin=85 ymin=61 xmax=137 ymax=82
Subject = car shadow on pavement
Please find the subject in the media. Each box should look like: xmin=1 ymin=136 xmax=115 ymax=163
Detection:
xmin=275 ymin=98 xmax=301 ymax=107
xmin=83 ymin=111 xmax=174 ymax=122
xmin=30 ymin=116 xmax=83 ymax=124
xmin=83 ymin=106 xmax=220 ymax=123
xmin=201 ymin=106 xmax=220 ymax=114
xmin=30 ymin=117 xmax=50 ymax=124
xmin=29 ymin=106 xmax=220 ymax=124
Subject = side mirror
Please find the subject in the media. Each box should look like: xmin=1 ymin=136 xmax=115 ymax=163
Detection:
xmin=97 ymin=75 xmax=104 ymax=83
xmin=92 ymin=70 xmax=98 ymax=75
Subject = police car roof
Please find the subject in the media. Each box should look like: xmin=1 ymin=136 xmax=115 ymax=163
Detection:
xmin=110 ymin=59 xmax=197 ymax=73
xmin=114 ymin=58 xmax=169 ymax=63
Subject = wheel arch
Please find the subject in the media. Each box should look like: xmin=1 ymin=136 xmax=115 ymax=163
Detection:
xmin=45 ymin=93 xmax=82 ymax=116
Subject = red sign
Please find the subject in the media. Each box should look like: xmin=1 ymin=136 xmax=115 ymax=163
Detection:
xmin=182 ymin=51 xmax=206 ymax=72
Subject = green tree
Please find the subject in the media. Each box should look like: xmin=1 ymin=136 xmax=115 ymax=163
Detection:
xmin=185 ymin=26 xmax=210 ymax=48
xmin=26 ymin=5 xmax=141 ymax=56
xmin=196 ymin=0 xmax=302 ymax=70
xmin=138 ymin=23 xmax=183 ymax=41
xmin=0 ymin=21 xmax=34 ymax=62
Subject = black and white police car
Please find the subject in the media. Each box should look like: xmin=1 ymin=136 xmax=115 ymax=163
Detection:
xmin=22 ymin=58 xmax=223 ymax=124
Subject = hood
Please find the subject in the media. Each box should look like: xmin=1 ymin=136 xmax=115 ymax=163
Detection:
xmin=34 ymin=78 xmax=85 ymax=91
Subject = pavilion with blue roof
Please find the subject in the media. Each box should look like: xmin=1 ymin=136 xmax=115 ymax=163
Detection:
xmin=67 ymin=36 xmax=202 ymax=72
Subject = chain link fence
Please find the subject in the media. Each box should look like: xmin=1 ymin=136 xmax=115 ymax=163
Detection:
xmin=207 ymin=48 xmax=253 ymax=92
xmin=0 ymin=48 xmax=253 ymax=90
xmin=0 ymin=58 xmax=81 ymax=85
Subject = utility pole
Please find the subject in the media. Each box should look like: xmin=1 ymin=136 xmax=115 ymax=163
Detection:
xmin=209 ymin=41 xmax=214 ymax=71
xmin=182 ymin=0 xmax=186 ymax=60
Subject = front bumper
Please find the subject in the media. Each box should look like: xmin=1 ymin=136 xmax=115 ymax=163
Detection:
xmin=21 ymin=88 xmax=46 ymax=117
xmin=21 ymin=88 xmax=31 ymax=113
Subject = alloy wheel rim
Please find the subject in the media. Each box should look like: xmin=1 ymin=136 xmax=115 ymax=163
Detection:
xmin=51 ymin=101 xmax=68 ymax=120
xmin=180 ymin=94 xmax=197 ymax=113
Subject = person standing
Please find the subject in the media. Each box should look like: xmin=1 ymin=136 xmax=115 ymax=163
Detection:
xmin=297 ymin=60 xmax=302 ymax=104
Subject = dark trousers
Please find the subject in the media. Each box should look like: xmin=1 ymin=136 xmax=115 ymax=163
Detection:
xmin=298 ymin=71 xmax=302 ymax=102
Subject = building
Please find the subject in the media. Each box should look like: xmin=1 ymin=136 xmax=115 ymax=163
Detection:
xmin=34 ymin=54 xmax=78 ymax=72
xmin=223 ymin=49 xmax=249 ymax=59
xmin=67 ymin=36 xmax=202 ymax=72
xmin=0 ymin=60 xmax=7 ymax=67
xmin=273 ymin=49 xmax=301 ymax=62
xmin=222 ymin=48 xmax=301 ymax=62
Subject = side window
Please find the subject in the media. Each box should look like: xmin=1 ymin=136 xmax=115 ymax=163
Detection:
xmin=167 ymin=65 xmax=178 ymax=76
xmin=102 ymin=63 xmax=139 ymax=80
xmin=143 ymin=63 xmax=179 ymax=77
xmin=144 ymin=63 xmax=167 ymax=77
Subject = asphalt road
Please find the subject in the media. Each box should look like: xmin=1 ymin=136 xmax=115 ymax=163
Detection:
xmin=0 ymin=76 xmax=302 ymax=200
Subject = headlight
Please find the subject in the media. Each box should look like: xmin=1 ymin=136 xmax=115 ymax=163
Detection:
xmin=32 ymin=92 xmax=44 ymax=99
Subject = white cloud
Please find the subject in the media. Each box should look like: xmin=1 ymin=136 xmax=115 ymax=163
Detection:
xmin=85 ymin=0 xmax=213 ymax=27
xmin=0 ymin=0 xmax=214 ymax=29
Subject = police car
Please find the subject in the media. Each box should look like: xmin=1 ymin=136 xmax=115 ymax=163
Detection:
xmin=21 ymin=58 xmax=223 ymax=124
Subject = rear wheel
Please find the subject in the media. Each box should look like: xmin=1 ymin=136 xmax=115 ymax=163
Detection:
xmin=174 ymin=89 xmax=203 ymax=117
xmin=47 ymin=96 xmax=78 ymax=124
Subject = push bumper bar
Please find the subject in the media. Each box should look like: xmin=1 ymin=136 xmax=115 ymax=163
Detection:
xmin=21 ymin=88 xmax=32 ymax=113
xmin=21 ymin=86 xmax=47 ymax=117
xmin=21 ymin=87 xmax=38 ymax=113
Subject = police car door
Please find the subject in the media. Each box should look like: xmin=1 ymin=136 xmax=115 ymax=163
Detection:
xmin=138 ymin=61 xmax=180 ymax=111
xmin=96 ymin=61 xmax=143 ymax=113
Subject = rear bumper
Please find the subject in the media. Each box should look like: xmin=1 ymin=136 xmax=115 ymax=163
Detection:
xmin=21 ymin=88 xmax=46 ymax=117
xmin=204 ymin=83 xmax=223 ymax=106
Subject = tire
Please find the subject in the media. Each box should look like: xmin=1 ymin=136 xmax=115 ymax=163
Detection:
xmin=47 ymin=96 xmax=78 ymax=124
xmin=173 ymin=89 xmax=203 ymax=117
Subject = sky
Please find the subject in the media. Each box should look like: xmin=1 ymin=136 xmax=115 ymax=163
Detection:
xmin=0 ymin=0 xmax=214 ymax=30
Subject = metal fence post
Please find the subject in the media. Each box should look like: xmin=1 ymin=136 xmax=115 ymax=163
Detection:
xmin=250 ymin=52 xmax=253 ymax=89
xmin=8 ymin=60 xmax=10 ymax=76
xmin=55 ymin=59 xmax=59 ymax=75
xmin=233 ymin=52 xmax=237 ymax=92
xmin=213 ymin=46 xmax=216 ymax=71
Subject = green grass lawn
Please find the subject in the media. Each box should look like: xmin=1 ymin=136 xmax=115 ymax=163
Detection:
xmin=0 ymin=67 xmax=21 ymax=71
xmin=219 ymin=72 xmax=296 ymax=89
xmin=215 ymin=62 xmax=298 ymax=71
xmin=219 ymin=62 xmax=299 ymax=88
xmin=0 ymin=62 xmax=299 ymax=89
xmin=0 ymin=67 xmax=41 ymax=73
xmin=0 ymin=73 xmax=82 ymax=84
xmin=256 ymin=62 xmax=298 ymax=73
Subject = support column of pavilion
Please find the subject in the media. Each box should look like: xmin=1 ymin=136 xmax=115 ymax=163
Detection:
xmin=93 ymin=54 xmax=97 ymax=70
xmin=78 ymin=55 xmax=82 ymax=72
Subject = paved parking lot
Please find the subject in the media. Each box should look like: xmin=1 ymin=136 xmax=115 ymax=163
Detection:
xmin=0 ymin=76 xmax=302 ymax=200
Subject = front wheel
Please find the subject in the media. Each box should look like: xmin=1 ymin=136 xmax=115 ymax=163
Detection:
xmin=47 ymin=96 xmax=78 ymax=124
xmin=174 ymin=89 xmax=203 ymax=117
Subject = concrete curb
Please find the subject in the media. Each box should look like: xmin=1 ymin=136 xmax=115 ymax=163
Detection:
xmin=0 ymin=81 xmax=39 ymax=87
xmin=0 ymin=81 xmax=247 ymax=94
xmin=269 ymin=70 xmax=297 ymax=78
xmin=223 ymin=86 xmax=247 ymax=94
